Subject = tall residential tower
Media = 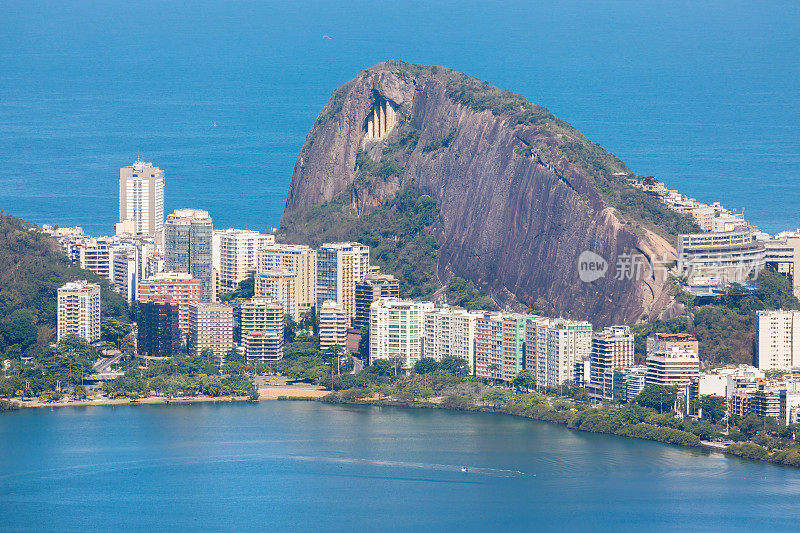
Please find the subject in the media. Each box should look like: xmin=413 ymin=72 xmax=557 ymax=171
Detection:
xmin=119 ymin=160 xmax=165 ymax=243
xmin=164 ymin=209 xmax=214 ymax=301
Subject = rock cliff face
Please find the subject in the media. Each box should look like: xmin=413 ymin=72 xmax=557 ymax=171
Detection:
xmin=282 ymin=61 xmax=691 ymax=326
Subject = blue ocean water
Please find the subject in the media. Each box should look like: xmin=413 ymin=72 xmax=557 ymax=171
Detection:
xmin=0 ymin=0 xmax=798 ymax=235
xmin=1 ymin=401 xmax=800 ymax=532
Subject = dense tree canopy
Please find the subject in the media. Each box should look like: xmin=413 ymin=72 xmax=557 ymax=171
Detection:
xmin=0 ymin=214 xmax=129 ymax=358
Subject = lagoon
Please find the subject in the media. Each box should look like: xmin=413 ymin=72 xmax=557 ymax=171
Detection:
xmin=1 ymin=401 xmax=799 ymax=531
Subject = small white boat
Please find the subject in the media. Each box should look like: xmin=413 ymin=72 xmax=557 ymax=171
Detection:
xmin=460 ymin=467 xmax=468 ymax=473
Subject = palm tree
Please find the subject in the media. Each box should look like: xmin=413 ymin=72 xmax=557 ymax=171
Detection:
xmin=489 ymin=363 xmax=500 ymax=385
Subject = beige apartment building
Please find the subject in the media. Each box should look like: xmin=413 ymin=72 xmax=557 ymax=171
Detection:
xmin=424 ymin=307 xmax=482 ymax=374
xmin=255 ymin=268 xmax=296 ymax=318
xmin=257 ymin=244 xmax=316 ymax=320
xmin=319 ymin=300 xmax=349 ymax=352
xmin=756 ymin=310 xmax=800 ymax=371
xmin=57 ymin=280 xmax=101 ymax=342
xmin=187 ymin=302 xmax=234 ymax=358
xmin=527 ymin=318 xmax=593 ymax=388
xmin=646 ymin=332 xmax=699 ymax=359
xmin=212 ymin=229 xmax=275 ymax=294
xmin=119 ymin=160 xmax=165 ymax=243
xmin=645 ymin=346 xmax=700 ymax=387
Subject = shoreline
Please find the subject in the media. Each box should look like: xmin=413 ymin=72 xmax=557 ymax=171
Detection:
xmin=2 ymin=385 xmax=330 ymax=410
xmin=317 ymin=396 xmax=800 ymax=469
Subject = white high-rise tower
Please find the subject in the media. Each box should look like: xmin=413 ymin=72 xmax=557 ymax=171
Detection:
xmin=119 ymin=159 xmax=165 ymax=244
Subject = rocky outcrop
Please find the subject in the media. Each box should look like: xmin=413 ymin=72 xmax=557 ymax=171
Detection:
xmin=283 ymin=61 xmax=689 ymax=326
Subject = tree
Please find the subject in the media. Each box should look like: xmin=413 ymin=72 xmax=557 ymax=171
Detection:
xmin=635 ymin=384 xmax=677 ymax=413
xmin=439 ymin=355 xmax=469 ymax=376
xmin=219 ymin=275 xmax=254 ymax=302
xmin=72 ymin=384 xmax=87 ymax=399
xmin=1 ymin=309 xmax=38 ymax=351
xmin=57 ymin=334 xmax=95 ymax=362
xmin=120 ymin=334 xmax=135 ymax=356
xmin=512 ymin=370 xmax=536 ymax=392
xmin=488 ymin=363 xmax=500 ymax=384
xmin=414 ymin=357 xmax=439 ymax=375
xmin=358 ymin=326 xmax=369 ymax=361
xmin=224 ymin=347 xmax=244 ymax=364
xmin=100 ymin=317 xmax=131 ymax=348
xmin=300 ymin=308 xmax=318 ymax=338
xmin=367 ymin=358 xmax=392 ymax=377
xmin=284 ymin=314 xmax=298 ymax=344
xmin=482 ymin=388 xmax=512 ymax=408
xmin=698 ymin=395 xmax=726 ymax=423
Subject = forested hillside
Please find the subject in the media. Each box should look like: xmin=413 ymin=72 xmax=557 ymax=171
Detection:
xmin=0 ymin=213 xmax=128 ymax=359
xmin=632 ymin=268 xmax=800 ymax=366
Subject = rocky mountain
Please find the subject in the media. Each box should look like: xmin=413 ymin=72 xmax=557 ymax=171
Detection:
xmin=281 ymin=60 xmax=698 ymax=326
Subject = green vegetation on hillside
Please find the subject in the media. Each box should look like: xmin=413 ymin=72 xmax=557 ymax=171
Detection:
xmin=445 ymin=277 xmax=495 ymax=310
xmin=280 ymin=189 xmax=441 ymax=299
xmin=422 ymin=127 xmax=457 ymax=154
xmin=0 ymin=214 xmax=129 ymax=359
xmin=632 ymin=268 xmax=800 ymax=365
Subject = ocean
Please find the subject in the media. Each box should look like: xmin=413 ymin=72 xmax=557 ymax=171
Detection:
xmin=2 ymin=401 xmax=800 ymax=531
xmin=1 ymin=0 xmax=798 ymax=235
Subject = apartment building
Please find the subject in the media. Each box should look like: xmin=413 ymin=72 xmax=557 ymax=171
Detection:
xmin=119 ymin=159 xmax=165 ymax=243
xmin=589 ymin=326 xmax=635 ymax=399
xmin=112 ymin=244 xmax=138 ymax=302
xmin=213 ymin=229 xmax=275 ymax=294
xmin=527 ymin=318 xmax=592 ymax=388
xmin=187 ymin=303 xmax=234 ymax=358
xmin=749 ymin=390 xmax=781 ymax=419
xmin=257 ymin=243 xmax=317 ymax=320
xmin=645 ymin=346 xmax=700 ymax=387
xmin=254 ymin=268 xmax=296 ymax=318
xmin=764 ymin=233 xmax=800 ymax=299
xmin=423 ymin=306 xmax=481 ymax=374
xmin=354 ymin=273 xmax=400 ymax=330
xmin=677 ymin=229 xmax=766 ymax=287
xmin=57 ymin=280 xmax=101 ymax=342
xmin=756 ymin=309 xmax=800 ymax=371
xmin=369 ymin=299 xmax=434 ymax=368
xmin=138 ymin=272 xmax=203 ymax=337
xmin=317 ymin=242 xmax=370 ymax=324
xmin=239 ymin=298 xmax=284 ymax=362
xmin=164 ymin=209 xmax=214 ymax=301
xmin=646 ymin=332 xmax=699 ymax=359
xmin=319 ymin=300 xmax=349 ymax=352
xmin=69 ymin=237 xmax=113 ymax=281
xmin=137 ymin=301 xmax=180 ymax=358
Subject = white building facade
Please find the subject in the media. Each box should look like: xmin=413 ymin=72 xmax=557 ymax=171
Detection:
xmin=756 ymin=310 xmax=800 ymax=371
xmin=369 ymin=299 xmax=434 ymax=368
xmin=57 ymin=280 xmax=101 ymax=342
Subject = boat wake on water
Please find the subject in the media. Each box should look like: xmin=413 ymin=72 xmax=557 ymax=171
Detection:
xmin=286 ymin=455 xmax=526 ymax=477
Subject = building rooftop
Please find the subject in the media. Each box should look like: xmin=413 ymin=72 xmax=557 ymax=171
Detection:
xmin=60 ymin=280 xmax=99 ymax=291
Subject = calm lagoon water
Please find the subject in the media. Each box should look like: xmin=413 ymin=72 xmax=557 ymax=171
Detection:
xmin=0 ymin=1 xmax=798 ymax=234
xmin=1 ymin=401 xmax=800 ymax=531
